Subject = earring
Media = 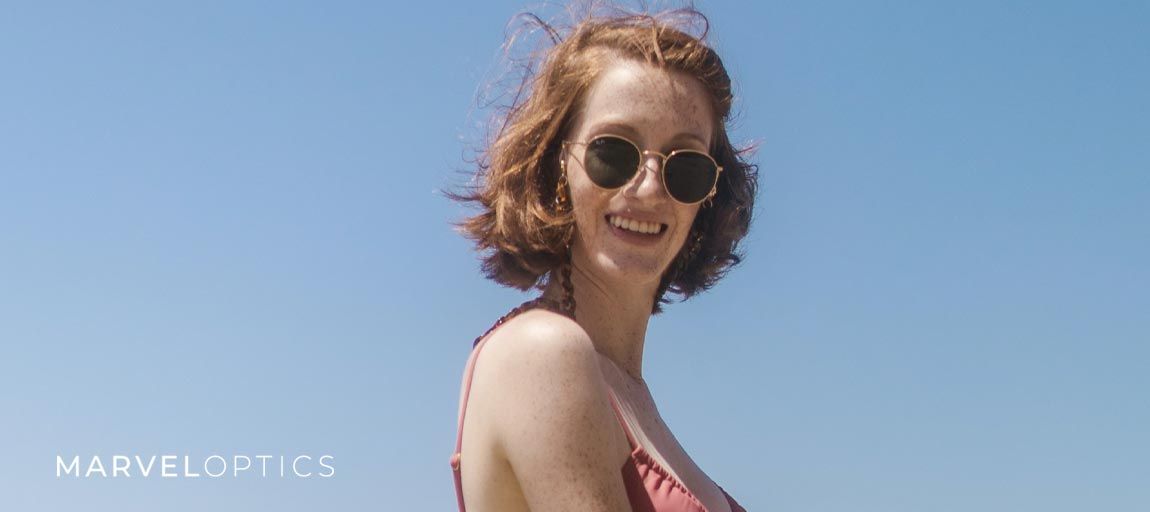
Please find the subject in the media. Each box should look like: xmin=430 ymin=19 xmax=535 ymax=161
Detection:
xmin=703 ymin=188 xmax=717 ymax=209
xmin=554 ymin=159 xmax=570 ymax=211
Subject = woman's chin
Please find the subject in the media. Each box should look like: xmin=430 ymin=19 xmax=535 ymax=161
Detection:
xmin=589 ymin=253 xmax=667 ymax=287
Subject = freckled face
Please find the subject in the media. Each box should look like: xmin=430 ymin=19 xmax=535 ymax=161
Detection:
xmin=563 ymin=59 xmax=715 ymax=289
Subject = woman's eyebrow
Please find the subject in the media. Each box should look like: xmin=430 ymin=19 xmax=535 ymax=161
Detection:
xmin=585 ymin=121 xmax=709 ymax=149
xmin=585 ymin=121 xmax=640 ymax=140
xmin=670 ymin=131 xmax=709 ymax=149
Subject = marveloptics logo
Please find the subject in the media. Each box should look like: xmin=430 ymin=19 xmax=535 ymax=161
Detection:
xmin=56 ymin=454 xmax=335 ymax=478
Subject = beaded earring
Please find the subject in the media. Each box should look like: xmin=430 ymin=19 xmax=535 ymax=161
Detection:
xmin=555 ymin=159 xmax=571 ymax=212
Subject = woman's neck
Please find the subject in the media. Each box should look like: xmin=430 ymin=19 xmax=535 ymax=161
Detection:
xmin=542 ymin=263 xmax=657 ymax=383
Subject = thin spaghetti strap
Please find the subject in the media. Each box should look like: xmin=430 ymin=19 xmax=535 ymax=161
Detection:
xmin=605 ymin=387 xmax=641 ymax=450
xmin=450 ymin=338 xmax=485 ymax=473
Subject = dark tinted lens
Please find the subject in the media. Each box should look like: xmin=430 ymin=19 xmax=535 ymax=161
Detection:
xmin=584 ymin=136 xmax=640 ymax=189
xmin=664 ymin=152 xmax=718 ymax=203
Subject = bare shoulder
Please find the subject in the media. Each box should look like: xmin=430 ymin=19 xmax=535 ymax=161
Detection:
xmin=478 ymin=308 xmax=597 ymax=380
xmin=472 ymin=308 xmax=607 ymax=433
xmin=465 ymin=308 xmax=631 ymax=510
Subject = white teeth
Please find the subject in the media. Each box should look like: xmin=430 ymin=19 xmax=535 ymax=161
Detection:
xmin=609 ymin=215 xmax=662 ymax=235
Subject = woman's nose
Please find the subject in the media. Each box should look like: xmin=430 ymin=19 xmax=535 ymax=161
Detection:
xmin=624 ymin=155 xmax=667 ymax=199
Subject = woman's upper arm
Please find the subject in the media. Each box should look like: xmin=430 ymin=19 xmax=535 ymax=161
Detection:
xmin=479 ymin=313 xmax=632 ymax=512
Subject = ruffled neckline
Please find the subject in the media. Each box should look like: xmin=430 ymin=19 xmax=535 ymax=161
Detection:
xmin=625 ymin=443 xmax=744 ymax=512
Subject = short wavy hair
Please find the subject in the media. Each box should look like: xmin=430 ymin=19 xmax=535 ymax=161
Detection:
xmin=451 ymin=6 xmax=757 ymax=314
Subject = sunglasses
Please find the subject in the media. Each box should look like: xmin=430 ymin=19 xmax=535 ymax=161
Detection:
xmin=562 ymin=134 xmax=723 ymax=205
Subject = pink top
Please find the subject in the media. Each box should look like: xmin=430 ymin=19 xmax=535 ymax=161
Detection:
xmin=450 ymin=298 xmax=746 ymax=512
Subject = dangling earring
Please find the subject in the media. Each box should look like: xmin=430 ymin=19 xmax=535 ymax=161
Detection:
xmin=555 ymin=158 xmax=571 ymax=212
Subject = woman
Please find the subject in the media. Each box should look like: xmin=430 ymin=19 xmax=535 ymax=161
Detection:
xmin=449 ymin=7 xmax=756 ymax=511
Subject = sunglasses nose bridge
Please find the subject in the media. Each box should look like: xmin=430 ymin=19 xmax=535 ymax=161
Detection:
xmin=625 ymin=150 xmax=673 ymax=199
xmin=638 ymin=149 xmax=670 ymax=175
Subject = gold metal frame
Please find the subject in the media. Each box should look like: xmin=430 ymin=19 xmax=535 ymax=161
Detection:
xmin=562 ymin=133 xmax=723 ymax=206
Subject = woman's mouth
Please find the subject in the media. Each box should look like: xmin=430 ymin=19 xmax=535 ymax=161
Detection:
xmin=605 ymin=214 xmax=667 ymax=243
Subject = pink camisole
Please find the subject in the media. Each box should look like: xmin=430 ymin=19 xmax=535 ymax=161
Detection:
xmin=450 ymin=298 xmax=746 ymax=511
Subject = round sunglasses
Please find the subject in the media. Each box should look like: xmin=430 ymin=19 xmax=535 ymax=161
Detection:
xmin=562 ymin=134 xmax=723 ymax=205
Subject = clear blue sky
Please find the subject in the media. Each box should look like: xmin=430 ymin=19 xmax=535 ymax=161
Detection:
xmin=2 ymin=1 xmax=1147 ymax=510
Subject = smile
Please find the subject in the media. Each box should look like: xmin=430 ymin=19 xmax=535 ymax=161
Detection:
xmin=606 ymin=214 xmax=667 ymax=235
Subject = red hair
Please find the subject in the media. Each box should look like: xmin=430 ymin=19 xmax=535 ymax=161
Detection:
xmin=451 ymin=6 xmax=757 ymax=313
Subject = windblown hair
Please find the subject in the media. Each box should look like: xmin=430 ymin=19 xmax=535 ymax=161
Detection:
xmin=450 ymin=4 xmax=757 ymax=314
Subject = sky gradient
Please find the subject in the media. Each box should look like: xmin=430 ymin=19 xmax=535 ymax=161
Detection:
xmin=2 ymin=1 xmax=1147 ymax=510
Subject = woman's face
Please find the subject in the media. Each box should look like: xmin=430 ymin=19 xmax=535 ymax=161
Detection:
xmin=563 ymin=59 xmax=715 ymax=290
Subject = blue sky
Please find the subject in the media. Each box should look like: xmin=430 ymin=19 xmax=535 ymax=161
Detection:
xmin=1 ymin=1 xmax=1147 ymax=510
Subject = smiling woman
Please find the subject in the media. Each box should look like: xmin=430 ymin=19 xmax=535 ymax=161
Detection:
xmin=447 ymin=4 xmax=756 ymax=511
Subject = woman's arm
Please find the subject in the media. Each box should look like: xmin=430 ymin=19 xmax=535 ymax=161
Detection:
xmin=474 ymin=310 xmax=633 ymax=512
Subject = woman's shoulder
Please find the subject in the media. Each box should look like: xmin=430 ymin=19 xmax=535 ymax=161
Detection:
xmin=474 ymin=306 xmax=598 ymax=384
xmin=464 ymin=307 xmax=625 ymax=495
xmin=465 ymin=305 xmax=613 ymax=431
